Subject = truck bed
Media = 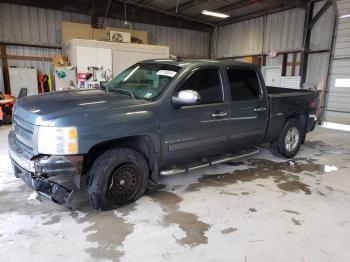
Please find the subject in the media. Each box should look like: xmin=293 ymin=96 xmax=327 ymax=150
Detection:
xmin=266 ymin=86 xmax=315 ymax=97
xmin=263 ymin=86 xmax=320 ymax=143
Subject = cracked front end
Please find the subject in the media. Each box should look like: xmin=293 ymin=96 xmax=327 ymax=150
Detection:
xmin=8 ymin=125 xmax=83 ymax=207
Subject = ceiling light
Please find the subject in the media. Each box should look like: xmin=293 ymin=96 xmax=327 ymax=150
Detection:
xmin=202 ymin=10 xmax=230 ymax=18
xmin=340 ymin=14 xmax=350 ymax=18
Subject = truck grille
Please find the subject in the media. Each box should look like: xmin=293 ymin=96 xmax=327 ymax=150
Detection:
xmin=13 ymin=116 xmax=35 ymax=153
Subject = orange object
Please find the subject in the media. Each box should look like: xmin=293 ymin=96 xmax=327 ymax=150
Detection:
xmin=0 ymin=94 xmax=15 ymax=124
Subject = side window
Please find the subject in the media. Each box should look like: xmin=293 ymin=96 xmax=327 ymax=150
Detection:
xmin=178 ymin=69 xmax=223 ymax=105
xmin=227 ymin=68 xmax=261 ymax=101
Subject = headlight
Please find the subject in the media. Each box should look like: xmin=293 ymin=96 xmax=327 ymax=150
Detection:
xmin=38 ymin=126 xmax=78 ymax=155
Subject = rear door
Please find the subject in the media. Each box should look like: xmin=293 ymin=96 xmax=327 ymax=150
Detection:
xmin=225 ymin=67 xmax=268 ymax=149
xmin=161 ymin=67 xmax=230 ymax=165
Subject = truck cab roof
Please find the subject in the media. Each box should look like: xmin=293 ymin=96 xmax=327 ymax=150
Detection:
xmin=140 ymin=58 xmax=260 ymax=71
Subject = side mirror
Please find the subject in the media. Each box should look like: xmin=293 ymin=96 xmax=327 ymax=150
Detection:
xmin=172 ymin=90 xmax=200 ymax=107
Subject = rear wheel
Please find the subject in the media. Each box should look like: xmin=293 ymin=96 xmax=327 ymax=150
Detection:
xmin=88 ymin=148 xmax=149 ymax=210
xmin=273 ymin=119 xmax=302 ymax=158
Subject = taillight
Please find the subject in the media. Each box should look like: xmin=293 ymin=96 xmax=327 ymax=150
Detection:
xmin=308 ymin=101 xmax=316 ymax=109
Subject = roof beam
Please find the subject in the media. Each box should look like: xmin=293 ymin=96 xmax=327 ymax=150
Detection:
xmin=168 ymin=0 xmax=209 ymax=13
xmin=217 ymin=4 xmax=299 ymax=26
xmin=308 ymin=0 xmax=332 ymax=29
xmin=260 ymin=0 xmax=307 ymax=8
xmin=216 ymin=0 xmax=258 ymax=12
xmin=0 ymin=0 xmax=213 ymax=32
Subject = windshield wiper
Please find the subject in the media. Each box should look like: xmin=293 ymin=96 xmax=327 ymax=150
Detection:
xmin=114 ymin=88 xmax=136 ymax=99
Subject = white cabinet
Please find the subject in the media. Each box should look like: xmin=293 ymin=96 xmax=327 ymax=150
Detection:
xmin=76 ymin=47 xmax=112 ymax=74
xmin=63 ymin=39 xmax=170 ymax=78
xmin=9 ymin=68 xmax=38 ymax=98
xmin=262 ymin=66 xmax=282 ymax=87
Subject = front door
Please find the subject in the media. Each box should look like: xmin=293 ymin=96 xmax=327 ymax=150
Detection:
xmin=161 ymin=67 xmax=230 ymax=165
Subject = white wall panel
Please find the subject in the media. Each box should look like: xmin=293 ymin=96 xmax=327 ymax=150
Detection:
xmin=216 ymin=17 xmax=263 ymax=58
xmin=305 ymin=52 xmax=330 ymax=88
xmin=310 ymin=1 xmax=335 ymax=51
xmin=264 ymin=8 xmax=305 ymax=53
xmin=326 ymin=0 xmax=350 ymax=124
xmin=216 ymin=8 xmax=306 ymax=58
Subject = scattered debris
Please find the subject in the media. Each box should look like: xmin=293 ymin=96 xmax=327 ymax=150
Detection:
xmin=221 ymin=227 xmax=237 ymax=234
xmin=248 ymin=208 xmax=257 ymax=212
xmin=283 ymin=209 xmax=300 ymax=215
xmin=324 ymin=165 xmax=338 ymax=173
xmin=26 ymin=191 xmax=41 ymax=205
xmin=291 ymin=218 xmax=301 ymax=226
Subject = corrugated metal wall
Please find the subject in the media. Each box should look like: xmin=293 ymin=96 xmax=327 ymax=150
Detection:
xmin=264 ymin=8 xmax=305 ymax=53
xmin=0 ymin=3 xmax=209 ymax=75
xmin=216 ymin=4 xmax=335 ymax=97
xmin=306 ymin=1 xmax=335 ymax=88
xmin=216 ymin=17 xmax=263 ymax=57
xmin=326 ymin=0 xmax=350 ymax=124
xmin=216 ymin=8 xmax=305 ymax=58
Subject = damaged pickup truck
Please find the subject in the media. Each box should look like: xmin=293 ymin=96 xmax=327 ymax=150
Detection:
xmin=8 ymin=59 xmax=320 ymax=210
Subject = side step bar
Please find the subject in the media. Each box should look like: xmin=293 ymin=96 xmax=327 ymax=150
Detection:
xmin=160 ymin=148 xmax=259 ymax=176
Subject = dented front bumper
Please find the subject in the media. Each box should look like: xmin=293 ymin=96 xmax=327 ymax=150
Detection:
xmin=8 ymin=131 xmax=83 ymax=207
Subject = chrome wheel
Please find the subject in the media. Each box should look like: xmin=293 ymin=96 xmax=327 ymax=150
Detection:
xmin=285 ymin=127 xmax=300 ymax=152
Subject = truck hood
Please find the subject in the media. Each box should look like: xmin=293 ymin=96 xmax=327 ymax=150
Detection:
xmin=14 ymin=89 xmax=149 ymax=125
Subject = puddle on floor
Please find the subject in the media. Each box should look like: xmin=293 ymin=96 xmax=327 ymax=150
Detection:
xmin=42 ymin=214 xmax=61 ymax=225
xmin=147 ymin=190 xmax=210 ymax=247
xmin=303 ymin=140 xmax=329 ymax=149
xmin=72 ymin=203 xmax=136 ymax=261
xmin=186 ymin=158 xmax=336 ymax=195
xmin=304 ymin=140 xmax=350 ymax=156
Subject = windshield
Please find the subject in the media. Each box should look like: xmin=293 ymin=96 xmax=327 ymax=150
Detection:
xmin=105 ymin=63 xmax=181 ymax=100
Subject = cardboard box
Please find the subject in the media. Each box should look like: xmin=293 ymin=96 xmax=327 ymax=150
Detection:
xmin=52 ymin=55 xmax=69 ymax=67
xmin=61 ymin=21 xmax=149 ymax=45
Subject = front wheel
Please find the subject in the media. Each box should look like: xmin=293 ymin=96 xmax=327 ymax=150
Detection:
xmin=273 ymin=119 xmax=302 ymax=158
xmin=88 ymin=148 xmax=149 ymax=210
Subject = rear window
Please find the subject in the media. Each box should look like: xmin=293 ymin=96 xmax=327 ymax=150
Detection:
xmin=227 ymin=68 xmax=261 ymax=101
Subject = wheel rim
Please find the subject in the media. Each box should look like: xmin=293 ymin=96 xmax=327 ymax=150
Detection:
xmin=285 ymin=127 xmax=300 ymax=152
xmin=108 ymin=164 xmax=141 ymax=204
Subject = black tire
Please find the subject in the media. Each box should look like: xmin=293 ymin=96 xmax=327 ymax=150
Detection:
xmin=88 ymin=147 xmax=149 ymax=210
xmin=273 ymin=119 xmax=302 ymax=159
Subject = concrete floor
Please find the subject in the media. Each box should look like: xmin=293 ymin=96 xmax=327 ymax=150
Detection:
xmin=0 ymin=125 xmax=350 ymax=262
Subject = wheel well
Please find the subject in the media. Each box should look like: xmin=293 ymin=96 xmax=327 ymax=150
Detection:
xmin=84 ymin=136 xmax=157 ymax=175
xmin=285 ymin=113 xmax=308 ymax=143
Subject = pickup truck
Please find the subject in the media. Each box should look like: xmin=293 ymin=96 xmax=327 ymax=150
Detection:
xmin=8 ymin=59 xmax=319 ymax=210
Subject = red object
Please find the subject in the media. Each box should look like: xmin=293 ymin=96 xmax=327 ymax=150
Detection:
xmin=0 ymin=94 xmax=16 ymax=124
xmin=38 ymin=74 xmax=45 ymax=93
xmin=77 ymin=72 xmax=87 ymax=80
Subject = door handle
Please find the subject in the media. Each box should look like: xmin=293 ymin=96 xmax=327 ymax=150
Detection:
xmin=211 ymin=112 xmax=228 ymax=117
xmin=254 ymin=107 xmax=267 ymax=112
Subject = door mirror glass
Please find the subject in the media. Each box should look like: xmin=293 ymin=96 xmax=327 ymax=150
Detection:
xmin=172 ymin=90 xmax=200 ymax=107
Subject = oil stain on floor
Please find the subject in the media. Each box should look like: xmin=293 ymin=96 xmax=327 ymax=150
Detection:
xmin=147 ymin=190 xmax=210 ymax=247
xmin=185 ymin=158 xmax=331 ymax=195
xmin=72 ymin=203 xmax=136 ymax=261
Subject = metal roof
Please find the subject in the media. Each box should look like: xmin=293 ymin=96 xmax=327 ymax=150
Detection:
xmin=129 ymin=0 xmax=308 ymax=24
xmin=0 ymin=0 xmax=309 ymax=31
